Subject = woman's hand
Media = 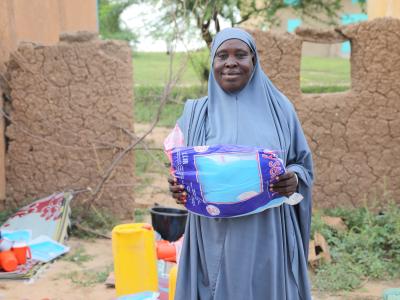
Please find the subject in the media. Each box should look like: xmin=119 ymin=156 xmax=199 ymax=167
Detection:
xmin=269 ymin=171 xmax=298 ymax=197
xmin=168 ymin=176 xmax=187 ymax=205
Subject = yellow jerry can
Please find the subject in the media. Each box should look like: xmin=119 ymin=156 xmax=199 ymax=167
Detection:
xmin=168 ymin=264 xmax=178 ymax=300
xmin=112 ymin=223 xmax=158 ymax=297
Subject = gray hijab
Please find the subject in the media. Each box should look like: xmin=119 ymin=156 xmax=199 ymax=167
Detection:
xmin=176 ymin=28 xmax=313 ymax=300
xmin=182 ymin=28 xmax=290 ymax=153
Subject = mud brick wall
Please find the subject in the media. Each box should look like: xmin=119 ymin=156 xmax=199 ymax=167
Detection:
xmin=253 ymin=31 xmax=302 ymax=101
xmin=5 ymin=32 xmax=135 ymax=217
xmin=253 ymin=18 xmax=400 ymax=208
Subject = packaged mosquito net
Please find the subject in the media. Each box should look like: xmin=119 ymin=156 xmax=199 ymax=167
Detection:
xmin=166 ymin=142 xmax=303 ymax=218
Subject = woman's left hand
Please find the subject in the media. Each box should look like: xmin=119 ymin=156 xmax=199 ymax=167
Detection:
xmin=269 ymin=171 xmax=298 ymax=197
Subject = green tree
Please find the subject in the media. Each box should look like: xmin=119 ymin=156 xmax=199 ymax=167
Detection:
xmin=148 ymin=0 xmax=351 ymax=82
xmin=98 ymin=0 xmax=138 ymax=45
xmin=155 ymin=0 xmax=346 ymax=49
xmin=97 ymin=0 xmax=363 ymax=82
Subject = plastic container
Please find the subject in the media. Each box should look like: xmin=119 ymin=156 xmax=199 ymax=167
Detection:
xmin=0 ymin=238 xmax=13 ymax=252
xmin=156 ymin=240 xmax=176 ymax=262
xmin=149 ymin=207 xmax=187 ymax=242
xmin=116 ymin=291 xmax=159 ymax=300
xmin=168 ymin=265 xmax=178 ymax=300
xmin=12 ymin=242 xmax=31 ymax=264
xmin=0 ymin=250 xmax=18 ymax=272
xmin=112 ymin=223 xmax=158 ymax=297
xmin=383 ymin=288 xmax=400 ymax=300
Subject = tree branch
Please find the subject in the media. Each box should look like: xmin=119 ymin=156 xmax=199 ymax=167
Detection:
xmin=79 ymin=36 xmax=189 ymax=221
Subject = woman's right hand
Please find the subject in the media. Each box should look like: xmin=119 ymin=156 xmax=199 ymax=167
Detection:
xmin=168 ymin=176 xmax=187 ymax=205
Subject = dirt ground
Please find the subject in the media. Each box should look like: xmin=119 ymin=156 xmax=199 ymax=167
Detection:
xmin=0 ymin=124 xmax=399 ymax=300
xmin=0 ymin=238 xmax=115 ymax=300
xmin=1 ymin=236 xmax=399 ymax=300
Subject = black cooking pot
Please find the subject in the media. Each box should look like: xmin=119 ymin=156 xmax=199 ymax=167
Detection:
xmin=149 ymin=206 xmax=188 ymax=242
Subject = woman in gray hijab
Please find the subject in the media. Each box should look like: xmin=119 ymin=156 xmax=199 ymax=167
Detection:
xmin=168 ymin=28 xmax=313 ymax=300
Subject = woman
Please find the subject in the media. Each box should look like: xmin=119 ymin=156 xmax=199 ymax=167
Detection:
xmin=168 ymin=28 xmax=313 ymax=300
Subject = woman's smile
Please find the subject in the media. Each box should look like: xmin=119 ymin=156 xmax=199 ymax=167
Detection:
xmin=213 ymin=39 xmax=254 ymax=93
xmin=222 ymin=72 xmax=242 ymax=80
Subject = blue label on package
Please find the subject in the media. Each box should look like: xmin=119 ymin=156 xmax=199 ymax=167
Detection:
xmin=169 ymin=145 xmax=287 ymax=218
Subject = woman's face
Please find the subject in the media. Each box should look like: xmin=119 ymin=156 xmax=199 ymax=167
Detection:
xmin=213 ymin=39 xmax=254 ymax=93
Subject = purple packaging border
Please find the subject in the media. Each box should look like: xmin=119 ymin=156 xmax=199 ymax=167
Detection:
xmin=170 ymin=145 xmax=285 ymax=218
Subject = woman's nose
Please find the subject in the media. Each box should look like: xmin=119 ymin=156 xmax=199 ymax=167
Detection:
xmin=225 ymin=56 xmax=238 ymax=67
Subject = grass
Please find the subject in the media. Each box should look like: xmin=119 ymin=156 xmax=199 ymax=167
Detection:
xmin=63 ymin=246 xmax=94 ymax=266
xmin=70 ymin=206 xmax=119 ymax=239
xmin=311 ymin=202 xmax=400 ymax=292
xmin=301 ymin=85 xmax=348 ymax=94
xmin=133 ymin=51 xmax=351 ymax=91
xmin=132 ymin=53 xmax=351 ymax=128
xmin=134 ymin=85 xmax=206 ymax=127
xmin=133 ymin=50 xmax=209 ymax=86
xmin=133 ymin=208 xmax=149 ymax=223
xmin=300 ymin=56 xmax=351 ymax=89
xmin=135 ymin=148 xmax=169 ymax=176
xmin=62 ymin=264 xmax=113 ymax=287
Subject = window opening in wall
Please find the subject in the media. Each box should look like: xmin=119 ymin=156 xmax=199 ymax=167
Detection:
xmin=300 ymin=42 xmax=351 ymax=94
xmin=298 ymin=12 xmax=367 ymax=94
xmin=287 ymin=18 xmax=302 ymax=33
xmin=284 ymin=0 xmax=300 ymax=5
xmin=340 ymin=13 xmax=368 ymax=55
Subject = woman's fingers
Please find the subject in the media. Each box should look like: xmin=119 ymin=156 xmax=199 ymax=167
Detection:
xmin=167 ymin=176 xmax=187 ymax=204
xmin=270 ymin=171 xmax=297 ymax=197
xmin=169 ymin=184 xmax=185 ymax=193
xmin=273 ymin=172 xmax=296 ymax=183
xmin=167 ymin=176 xmax=177 ymax=185
xmin=173 ymin=191 xmax=187 ymax=204
xmin=174 ymin=191 xmax=187 ymax=204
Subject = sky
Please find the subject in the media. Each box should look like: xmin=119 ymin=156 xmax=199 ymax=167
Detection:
xmin=121 ymin=2 xmax=233 ymax=52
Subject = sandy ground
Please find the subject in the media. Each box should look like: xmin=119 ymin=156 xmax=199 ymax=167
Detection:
xmin=1 ymin=236 xmax=399 ymax=300
xmin=0 ymin=123 xmax=399 ymax=299
xmin=0 ymin=238 xmax=115 ymax=300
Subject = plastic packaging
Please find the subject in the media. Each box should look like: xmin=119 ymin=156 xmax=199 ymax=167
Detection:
xmin=167 ymin=144 xmax=302 ymax=218
xmin=1 ymin=229 xmax=32 ymax=243
xmin=29 ymin=235 xmax=69 ymax=262
xmin=112 ymin=223 xmax=158 ymax=297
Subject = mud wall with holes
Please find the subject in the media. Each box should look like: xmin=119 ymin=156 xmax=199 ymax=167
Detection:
xmin=252 ymin=17 xmax=400 ymax=208
xmin=5 ymin=32 xmax=135 ymax=217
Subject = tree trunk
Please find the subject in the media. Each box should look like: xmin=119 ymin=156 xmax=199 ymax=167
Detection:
xmin=201 ymin=20 xmax=213 ymax=49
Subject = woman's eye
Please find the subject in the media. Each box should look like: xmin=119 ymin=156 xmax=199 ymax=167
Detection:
xmin=236 ymin=53 xmax=248 ymax=59
xmin=217 ymin=53 xmax=228 ymax=60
